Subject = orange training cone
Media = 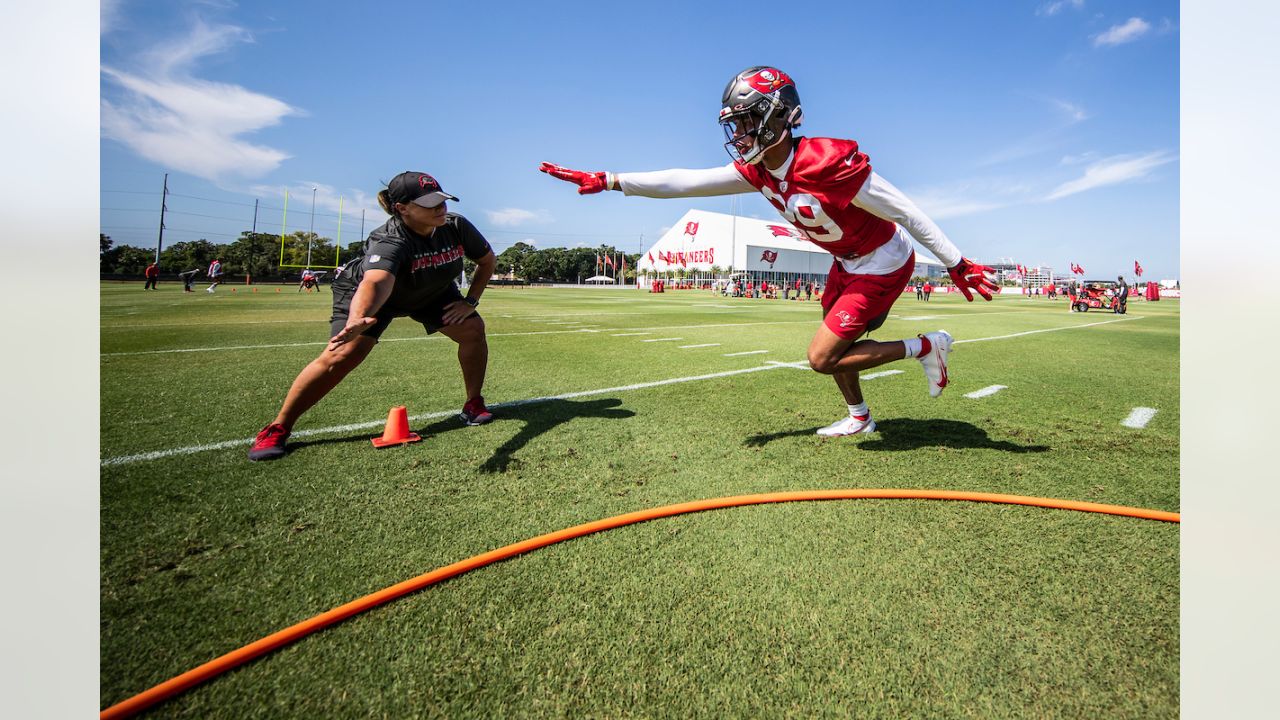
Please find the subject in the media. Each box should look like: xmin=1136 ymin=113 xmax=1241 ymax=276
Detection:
xmin=371 ymin=405 xmax=421 ymax=448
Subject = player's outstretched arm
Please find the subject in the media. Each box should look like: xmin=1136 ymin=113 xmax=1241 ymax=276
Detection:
xmin=541 ymin=162 xmax=753 ymax=198
xmin=947 ymin=258 xmax=999 ymax=301
xmin=539 ymin=162 xmax=612 ymax=194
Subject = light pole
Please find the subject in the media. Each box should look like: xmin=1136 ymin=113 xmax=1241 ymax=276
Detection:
xmin=307 ymin=187 xmax=317 ymax=268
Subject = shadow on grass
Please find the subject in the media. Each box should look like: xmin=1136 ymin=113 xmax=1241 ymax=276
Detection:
xmin=480 ymin=398 xmax=635 ymax=473
xmin=285 ymin=398 xmax=635 ymax=471
xmin=744 ymin=418 xmax=1049 ymax=453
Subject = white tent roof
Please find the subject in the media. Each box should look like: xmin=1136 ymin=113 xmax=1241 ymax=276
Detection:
xmin=636 ymin=209 xmax=943 ymax=274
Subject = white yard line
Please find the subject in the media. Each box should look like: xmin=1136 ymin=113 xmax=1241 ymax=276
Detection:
xmin=964 ymin=385 xmax=1008 ymax=399
xmin=641 ymin=337 xmax=684 ymax=343
xmin=611 ymin=332 xmax=651 ymax=337
xmin=1121 ymin=407 xmax=1158 ymax=428
xmin=724 ymin=350 xmax=768 ymax=357
xmin=861 ymin=369 xmax=905 ymax=380
xmin=101 ymin=364 xmax=793 ymax=467
xmin=954 ymin=316 xmax=1142 ymax=344
xmin=678 ymin=343 xmax=721 ymax=349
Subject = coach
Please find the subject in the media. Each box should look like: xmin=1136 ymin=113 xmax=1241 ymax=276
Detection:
xmin=249 ymin=171 xmax=497 ymax=461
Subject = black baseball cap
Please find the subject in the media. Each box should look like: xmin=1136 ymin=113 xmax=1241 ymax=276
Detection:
xmin=387 ymin=171 xmax=459 ymax=208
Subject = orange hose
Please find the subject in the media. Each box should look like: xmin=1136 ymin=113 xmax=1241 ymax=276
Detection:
xmin=101 ymin=489 xmax=1178 ymax=719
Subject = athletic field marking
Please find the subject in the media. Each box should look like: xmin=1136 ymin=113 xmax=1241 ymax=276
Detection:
xmin=610 ymin=332 xmax=650 ymax=337
xmin=641 ymin=337 xmax=684 ymax=343
xmin=102 ymin=320 xmax=816 ymax=357
xmin=724 ymin=350 xmax=768 ymax=356
xmin=764 ymin=362 xmax=904 ymax=381
xmin=861 ymin=369 xmax=905 ymax=380
xmin=1121 ymin=407 xmax=1158 ymax=428
xmin=965 ymin=385 xmax=1008 ymax=399
xmin=896 ymin=316 xmax=938 ymax=321
xmin=101 ymin=364 xmax=794 ymax=467
xmin=678 ymin=343 xmax=721 ymax=349
xmin=954 ymin=316 xmax=1143 ymax=344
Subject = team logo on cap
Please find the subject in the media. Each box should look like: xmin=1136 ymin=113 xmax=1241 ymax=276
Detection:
xmin=745 ymin=68 xmax=792 ymax=93
xmin=418 ymin=174 xmax=439 ymax=189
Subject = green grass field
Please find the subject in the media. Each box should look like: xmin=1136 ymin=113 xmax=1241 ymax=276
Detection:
xmin=101 ymin=282 xmax=1179 ymax=718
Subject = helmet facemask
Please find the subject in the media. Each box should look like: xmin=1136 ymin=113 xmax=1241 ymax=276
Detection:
xmin=719 ymin=66 xmax=803 ymax=165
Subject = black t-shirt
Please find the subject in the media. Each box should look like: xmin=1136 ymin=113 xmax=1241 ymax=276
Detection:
xmin=334 ymin=214 xmax=492 ymax=312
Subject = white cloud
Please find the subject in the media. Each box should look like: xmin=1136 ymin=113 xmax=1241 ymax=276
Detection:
xmin=1092 ymin=17 xmax=1151 ymax=46
xmin=485 ymin=208 xmax=550 ymax=226
xmin=1037 ymin=0 xmax=1084 ymax=17
xmin=101 ymin=0 xmax=124 ymax=34
xmin=100 ymin=19 xmax=300 ymax=181
xmin=1059 ymin=151 xmax=1100 ymax=165
xmin=1044 ymin=150 xmax=1175 ymax=200
xmin=1034 ymin=0 xmax=1085 ymax=17
xmin=910 ymin=178 xmax=1033 ymax=219
xmin=1051 ymin=99 xmax=1090 ymax=123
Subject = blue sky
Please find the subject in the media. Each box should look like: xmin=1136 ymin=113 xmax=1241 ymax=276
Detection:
xmin=101 ymin=0 xmax=1179 ymax=280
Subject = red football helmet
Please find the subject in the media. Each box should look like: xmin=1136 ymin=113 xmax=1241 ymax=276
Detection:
xmin=719 ymin=66 xmax=803 ymax=165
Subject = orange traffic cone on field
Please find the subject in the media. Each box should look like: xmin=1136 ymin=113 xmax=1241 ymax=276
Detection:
xmin=371 ymin=405 xmax=421 ymax=448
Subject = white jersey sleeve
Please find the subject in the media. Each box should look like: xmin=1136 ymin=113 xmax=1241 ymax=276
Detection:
xmin=613 ymin=164 xmax=754 ymax=198
xmin=851 ymin=171 xmax=962 ymax=268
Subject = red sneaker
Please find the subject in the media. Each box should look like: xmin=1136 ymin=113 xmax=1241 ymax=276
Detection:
xmin=248 ymin=423 xmax=290 ymax=461
xmin=459 ymin=396 xmax=494 ymax=426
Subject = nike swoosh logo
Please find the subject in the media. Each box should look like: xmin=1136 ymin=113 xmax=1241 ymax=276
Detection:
xmin=843 ymin=154 xmax=856 ymax=166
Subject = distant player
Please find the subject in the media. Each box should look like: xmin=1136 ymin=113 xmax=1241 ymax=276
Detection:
xmin=143 ymin=261 xmax=159 ymax=290
xmin=541 ymin=66 xmax=996 ymax=436
xmin=178 ymin=268 xmax=200 ymax=292
xmin=205 ymin=258 xmax=223 ymax=293
xmin=298 ymin=268 xmax=324 ymax=292
xmin=1115 ymin=275 xmax=1129 ymax=314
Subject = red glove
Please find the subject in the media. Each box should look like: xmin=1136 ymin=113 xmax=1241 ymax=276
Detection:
xmin=947 ymin=257 xmax=998 ymax=301
xmin=539 ymin=162 xmax=609 ymax=194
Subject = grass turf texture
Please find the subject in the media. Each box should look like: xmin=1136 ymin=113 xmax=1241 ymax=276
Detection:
xmin=101 ymin=283 xmax=1179 ymax=718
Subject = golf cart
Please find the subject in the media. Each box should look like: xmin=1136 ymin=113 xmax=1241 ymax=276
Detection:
xmin=1069 ymin=280 xmax=1126 ymax=314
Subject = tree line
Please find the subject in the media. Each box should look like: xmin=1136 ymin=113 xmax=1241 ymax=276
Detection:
xmin=100 ymin=234 xmax=640 ymax=283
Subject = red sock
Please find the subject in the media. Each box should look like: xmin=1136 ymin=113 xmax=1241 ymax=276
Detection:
xmin=917 ymin=335 xmax=932 ymax=358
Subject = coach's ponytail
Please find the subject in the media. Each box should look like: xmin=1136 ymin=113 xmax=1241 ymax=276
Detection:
xmin=377 ymin=189 xmax=396 ymax=216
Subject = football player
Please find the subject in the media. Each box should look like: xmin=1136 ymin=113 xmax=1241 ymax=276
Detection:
xmin=541 ymin=66 xmax=997 ymax=436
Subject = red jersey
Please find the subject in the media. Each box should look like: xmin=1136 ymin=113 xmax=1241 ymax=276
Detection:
xmin=734 ymin=137 xmax=897 ymax=260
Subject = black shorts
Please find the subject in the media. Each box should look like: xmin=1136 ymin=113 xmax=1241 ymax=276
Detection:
xmin=329 ymin=282 xmax=478 ymax=340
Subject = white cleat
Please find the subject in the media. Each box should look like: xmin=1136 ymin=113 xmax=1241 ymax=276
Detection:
xmin=816 ymin=414 xmax=877 ymax=437
xmin=918 ymin=330 xmax=953 ymax=398
xmin=206 ymin=288 xmax=215 ymax=293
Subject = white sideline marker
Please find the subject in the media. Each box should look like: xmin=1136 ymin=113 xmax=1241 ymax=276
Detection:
xmin=679 ymin=343 xmax=721 ymax=349
xmin=642 ymin=337 xmax=683 ymax=343
xmin=1122 ymin=407 xmax=1158 ymax=428
xmin=860 ymin=369 xmax=905 ymax=380
xmin=964 ymin=385 xmax=1008 ymax=399
xmin=724 ymin=350 xmax=768 ymax=356
xmin=611 ymin=332 xmax=651 ymax=337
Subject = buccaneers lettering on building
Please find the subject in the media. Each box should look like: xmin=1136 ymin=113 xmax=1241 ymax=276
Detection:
xmin=657 ymin=248 xmax=715 ymax=265
xmin=411 ymin=245 xmax=465 ymax=272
